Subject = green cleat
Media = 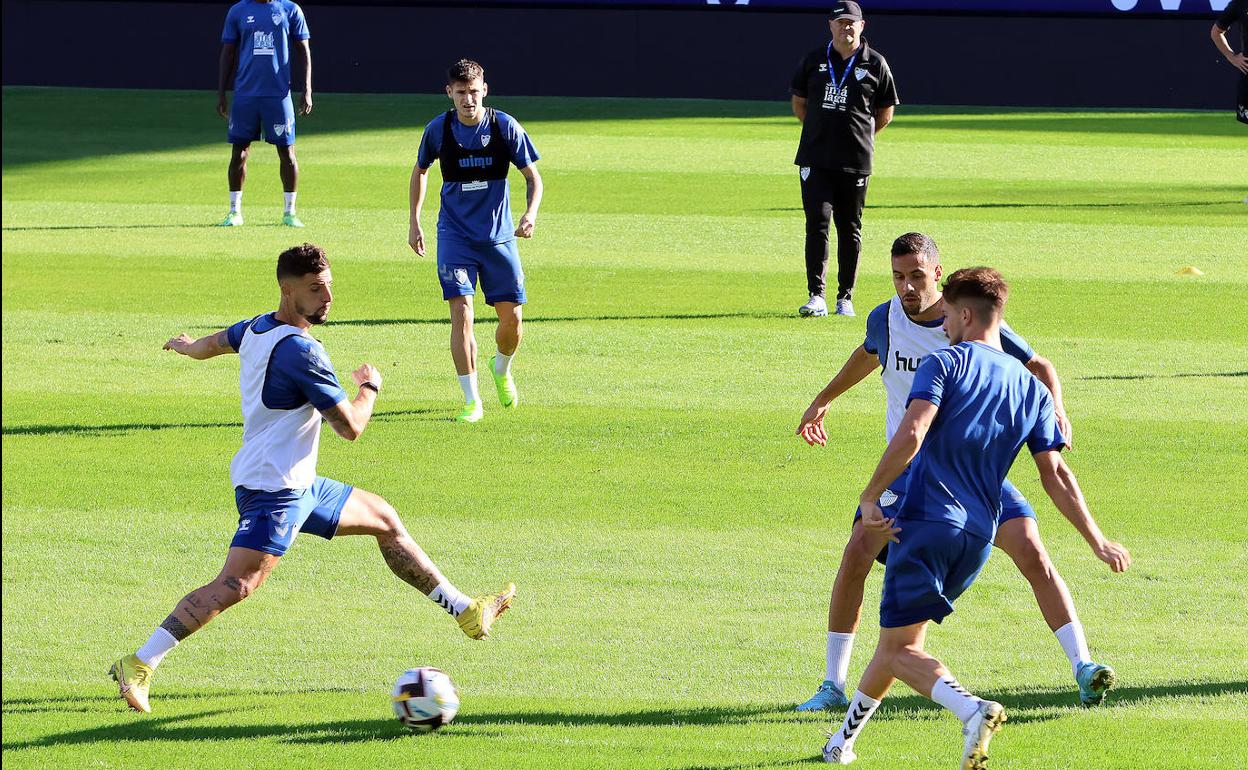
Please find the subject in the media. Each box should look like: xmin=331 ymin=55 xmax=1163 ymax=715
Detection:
xmin=456 ymin=401 xmax=483 ymax=423
xmin=281 ymin=212 xmax=305 ymax=228
xmin=217 ymin=211 xmax=244 ymax=227
xmin=488 ymin=355 xmax=517 ymax=408
xmin=1076 ymin=662 xmax=1116 ymax=706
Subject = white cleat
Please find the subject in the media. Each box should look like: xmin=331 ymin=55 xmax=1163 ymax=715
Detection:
xmin=961 ymin=701 xmax=1006 ymax=770
xmin=799 ymin=294 xmax=829 ymax=317
xmin=835 ymin=299 xmax=856 ymax=317
xmin=823 ymin=740 xmax=857 ymax=765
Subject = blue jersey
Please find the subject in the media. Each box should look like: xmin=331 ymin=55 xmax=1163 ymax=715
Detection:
xmin=900 ymin=341 xmax=1066 ymax=543
xmin=417 ymin=110 xmax=539 ymax=244
xmin=227 ymin=314 xmax=345 ymax=410
xmin=221 ymin=1 xmax=310 ymax=100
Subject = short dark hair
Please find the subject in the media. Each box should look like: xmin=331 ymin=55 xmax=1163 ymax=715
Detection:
xmin=891 ymin=232 xmax=940 ymax=262
xmin=447 ymin=58 xmax=484 ymax=84
xmin=276 ymin=243 xmax=330 ymax=282
xmin=942 ymin=267 xmax=1009 ymax=318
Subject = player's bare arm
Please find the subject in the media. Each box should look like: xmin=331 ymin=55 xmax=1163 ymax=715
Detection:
xmin=321 ymin=364 xmax=382 ymax=441
xmin=515 ymin=163 xmax=542 ymax=238
xmin=408 ymin=164 xmax=430 ymax=256
xmin=296 ymin=39 xmax=313 ymax=115
xmin=791 ymin=94 xmax=808 ymax=123
xmin=797 ymin=344 xmax=880 ymax=446
xmin=163 ymin=329 xmax=234 ymax=360
xmin=858 ymin=398 xmax=939 ymax=542
xmin=217 ymin=43 xmax=237 ymax=119
xmin=1024 ymin=353 xmax=1072 ymax=448
xmin=1212 ymin=22 xmax=1248 ymax=73
xmin=874 ymin=105 xmax=894 ymax=134
xmin=1032 ymin=449 xmax=1130 ymax=573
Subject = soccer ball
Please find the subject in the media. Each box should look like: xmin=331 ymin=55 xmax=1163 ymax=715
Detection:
xmin=391 ymin=667 xmax=460 ymax=732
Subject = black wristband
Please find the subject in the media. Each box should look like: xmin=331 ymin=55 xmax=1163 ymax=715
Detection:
xmin=361 ymin=381 xmax=380 ymax=394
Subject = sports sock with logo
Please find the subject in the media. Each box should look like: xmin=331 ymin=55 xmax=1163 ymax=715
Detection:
xmin=136 ymin=627 xmax=179 ymax=669
xmin=826 ymin=631 xmax=854 ymax=690
xmin=229 ymin=191 xmax=242 ymax=214
xmin=284 ymin=192 xmax=297 ymax=214
xmin=1054 ymin=620 xmax=1093 ymax=677
xmin=830 ymin=690 xmax=881 ymax=750
xmin=930 ymin=674 xmax=983 ymax=723
xmin=429 ymin=582 xmax=472 ymax=617
xmin=458 ymin=372 xmax=479 ymax=404
xmin=493 ymin=351 xmax=514 ymax=377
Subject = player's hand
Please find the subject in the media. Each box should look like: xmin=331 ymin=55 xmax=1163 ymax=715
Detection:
xmin=1056 ymin=410 xmax=1074 ymax=450
xmin=163 ymin=333 xmax=196 ymax=356
xmin=1226 ymin=52 xmax=1248 ymax=75
xmin=797 ymin=401 xmax=830 ymax=446
xmin=408 ymin=223 xmax=426 ymax=256
xmin=860 ymin=499 xmax=901 ymax=544
xmin=516 ymin=213 xmax=536 ymax=238
xmin=299 ymin=92 xmax=313 ymax=116
xmin=216 ymin=96 xmax=229 ymax=120
xmin=352 ymin=364 xmax=382 ymax=391
xmin=1094 ymin=540 xmax=1131 ymax=573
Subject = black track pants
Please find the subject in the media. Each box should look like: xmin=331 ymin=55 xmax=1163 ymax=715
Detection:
xmin=799 ymin=166 xmax=869 ymax=301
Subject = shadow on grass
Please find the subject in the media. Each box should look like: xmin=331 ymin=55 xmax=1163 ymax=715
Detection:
xmin=1 ymin=224 xmax=278 ymax=232
xmin=764 ymin=199 xmax=1238 ymax=213
xmin=1 ymin=408 xmax=438 ymax=437
xmin=5 ymin=680 xmax=1243 ymax=750
xmin=1076 ymin=370 xmax=1247 ymax=381
xmin=320 ymin=311 xmax=788 ymax=329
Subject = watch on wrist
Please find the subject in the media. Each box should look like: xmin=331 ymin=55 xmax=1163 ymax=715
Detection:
xmin=361 ymin=381 xmax=380 ymax=394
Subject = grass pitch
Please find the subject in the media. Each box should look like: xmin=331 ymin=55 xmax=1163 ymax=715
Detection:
xmin=3 ymin=87 xmax=1247 ymax=769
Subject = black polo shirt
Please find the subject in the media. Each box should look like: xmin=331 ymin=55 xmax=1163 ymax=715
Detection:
xmin=1216 ymin=0 xmax=1248 ymax=55
xmin=791 ymin=38 xmax=899 ymax=176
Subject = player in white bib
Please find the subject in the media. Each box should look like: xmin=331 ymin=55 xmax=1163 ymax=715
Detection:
xmin=109 ymin=243 xmax=515 ymax=714
xmin=795 ymin=233 xmax=1129 ymax=713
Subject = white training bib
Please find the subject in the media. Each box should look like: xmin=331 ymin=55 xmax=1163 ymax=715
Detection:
xmin=879 ymin=296 xmax=950 ymax=441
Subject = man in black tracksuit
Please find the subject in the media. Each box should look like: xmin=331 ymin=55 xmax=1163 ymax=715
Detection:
xmin=791 ymin=1 xmax=898 ymax=318
xmin=1211 ymin=0 xmax=1248 ymax=127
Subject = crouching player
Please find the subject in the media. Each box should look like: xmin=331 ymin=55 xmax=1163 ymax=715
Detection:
xmin=109 ymin=243 xmax=515 ymax=713
xmin=821 ymin=268 xmax=1130 ymax=767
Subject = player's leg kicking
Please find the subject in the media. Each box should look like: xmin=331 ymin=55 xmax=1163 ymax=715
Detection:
xmin=111 ymin=481 xmax=513 ymax=712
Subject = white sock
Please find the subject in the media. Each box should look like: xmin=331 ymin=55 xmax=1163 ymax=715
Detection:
xmin=283 ymin=192 xmax=297 ymax=214
xmin=1054 ymin=620 xmax=1092 ymax=677
xmin=429 ymin=582 xmax=472 ymax=617
xmin=458 ymin=372 xmax=479 ymax=404
xmin=135 ymin=627 xmax=179 ymax=669
xmin=826 ymin=631 xmax=855 ymax=690
xmin=493 ymin=350 xmax=514 ymax=377
xmin=830 ymin=690 xmax=881 ymax=750
xmin=930 ymin=675 xmax=983 ymax=724
xmin=229 ymin=190 xmax=242 ymax=214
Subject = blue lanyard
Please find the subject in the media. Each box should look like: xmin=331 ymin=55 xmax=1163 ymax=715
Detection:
xmin=825 ymin=42 xmax=859 ymax=96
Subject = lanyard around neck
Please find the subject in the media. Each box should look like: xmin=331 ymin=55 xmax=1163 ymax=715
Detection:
xmin=825 ymin=41 xmax=859 ymax=95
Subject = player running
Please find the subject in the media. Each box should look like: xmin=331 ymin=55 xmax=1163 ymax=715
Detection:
xmin=796 ymin=233 xmax=1126 ymax=712
xmin=408 ymin=58 xmax=543 ymax=423
xmin=109 ymin=243 xmax=515 ymax=714
xmin=217 ymin=0 xmax=312 ymax=227
xmin=820 ymin=267 xmax=1130 ymax=767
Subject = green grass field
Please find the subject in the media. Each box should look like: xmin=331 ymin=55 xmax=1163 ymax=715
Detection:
xmin=3 ymin=86 xmax=1246 ymax=769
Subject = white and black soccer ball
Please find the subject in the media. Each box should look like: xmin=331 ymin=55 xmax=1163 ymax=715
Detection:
xmin=391 ymin=667 xmax=459 ymax=732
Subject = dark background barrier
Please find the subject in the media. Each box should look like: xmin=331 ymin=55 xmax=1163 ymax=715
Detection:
xmin=2 ymin=0 xmax=1240 ymax=109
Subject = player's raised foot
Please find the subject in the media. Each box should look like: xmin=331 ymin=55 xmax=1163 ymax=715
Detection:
xmin=960 ymin=700 xmax=1006 ymax=770
xmin=217 ymin=211 xmax=244 ymax=227
xmin=487 ymin=355 xmax=517 ymax=408
xmin=799 ymin=294 xmax=829 ymax=317
xmin=281 ymin=212 xmax=305 ymax=228
xmin=822 ymin=734 xmax=857 ymax=765
xmin=835 ymin=299 xmax=856 ymax=317
xmin=1076 ymin=661 xmax=1116 ymax=707
xmin=798 ymin=680 xmax=851 ymax=711
xmin=456 ymin=583 xmax=516 ymax=640
xmin=108 ymin=654 xmax=153 ymax=713
xmin=456 ymin=401 xmax=484 ymax=423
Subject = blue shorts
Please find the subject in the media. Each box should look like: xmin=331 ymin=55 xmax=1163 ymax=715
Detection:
xmin=228 ymin=95 xmax=296 ymax=146
xmin=879 ymin=519 xmax=993 ymax=628
xmin=436 ymin=239 xmax=526 ymax=306
xmin=231 ymin=476 xmax=353 ymax=556
xmin=854 ymin=470 xmax=1035 ymax=564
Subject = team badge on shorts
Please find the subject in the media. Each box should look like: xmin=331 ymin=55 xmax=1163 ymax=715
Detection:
xmin=799 ymin=167 xmax=811 ymax=182
xmin=454 ymin=268 xmax=470 ymax=286
xmin=273 ymin=123 xmax=287 ymax=137
xmin=879 ymin=489 xmax=899 ymax=507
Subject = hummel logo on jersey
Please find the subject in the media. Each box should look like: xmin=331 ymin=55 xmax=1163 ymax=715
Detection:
xmin=894 ymin=351 xmax=921 ymax=372
xmin=246 ymin=15 xmax=255 ymax=23
xmin=856 ymin=177 xmax=866 ymax=187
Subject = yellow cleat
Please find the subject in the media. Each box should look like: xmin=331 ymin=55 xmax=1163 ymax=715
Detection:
xmin=109 ymin=654 xmax=153 ymax=713
xmin=456 ymin=583 xmax=516 ymax=640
